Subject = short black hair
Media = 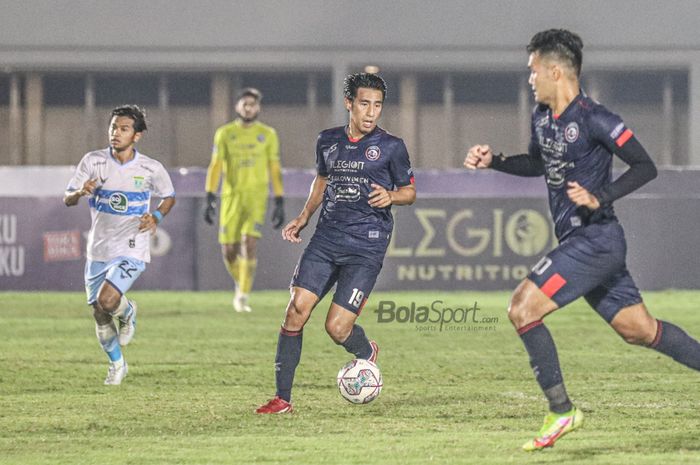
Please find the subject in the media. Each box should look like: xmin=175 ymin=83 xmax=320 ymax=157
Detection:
xmin=527 ymin=29 xmax=584 ymax=77
xmin=343 ymin=73 xmax=387 ymax=100
xmin=110 ymin=105 xmax=147 ymax=132
xmin=237 ymin=87 xmax=262 ymax=102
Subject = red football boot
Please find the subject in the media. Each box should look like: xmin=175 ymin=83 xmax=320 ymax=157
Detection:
xmin=368 ymin=340 xmax=379 ymax=364
xmin=255 ymin=396 xmax=293 ymax=414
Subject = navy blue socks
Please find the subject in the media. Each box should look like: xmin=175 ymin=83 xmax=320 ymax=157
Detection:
xmin=339 ymin=324 xmax=372 ymax=359
xmin=650 ymin=320 xmax=700 ymax=371
xmin=518 ymin=320 xmax=573 ymax=414
xmin=274 ymin=327 xmax=303 ymax=402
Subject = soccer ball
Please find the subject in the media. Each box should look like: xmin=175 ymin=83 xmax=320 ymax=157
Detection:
xmin=336 ymin=359 xmax=383 ymax=404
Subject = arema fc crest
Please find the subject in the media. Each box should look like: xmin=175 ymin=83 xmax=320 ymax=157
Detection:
xmin=565 ymin=122 xmax=579 ymax=143
xmin=365 ymin=145 xmax=381 ymax=161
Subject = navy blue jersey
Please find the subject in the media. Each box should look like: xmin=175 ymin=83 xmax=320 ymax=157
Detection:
xmin=312 ymin=125 xmax=413 ymax=255
xmin=530 ymin=92 xmax=635 ymax=240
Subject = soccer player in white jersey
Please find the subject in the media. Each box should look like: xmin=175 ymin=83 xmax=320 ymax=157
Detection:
xmin=64 ymin=105 xmax=176 ymax=385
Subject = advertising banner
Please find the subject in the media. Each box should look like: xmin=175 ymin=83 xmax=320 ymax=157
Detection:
xmin=2 ymin=195 xmax=699 ymax=292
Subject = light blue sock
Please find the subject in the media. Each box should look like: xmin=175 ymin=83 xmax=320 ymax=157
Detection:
xmin=96 ymin=322 xmax=123 ymax=362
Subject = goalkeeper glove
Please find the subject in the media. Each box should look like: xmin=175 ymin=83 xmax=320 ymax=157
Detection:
xmin=271 ymin=196 xmax=285 ymax=229
xmin=204 ymin=192 xmax=217 ymax=225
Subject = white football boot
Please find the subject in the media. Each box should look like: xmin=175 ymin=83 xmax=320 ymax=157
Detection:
xmin=232 ymin=292 xmax=252 ymax=313
xmin=104 ymin=360 xmax=128 ymax=385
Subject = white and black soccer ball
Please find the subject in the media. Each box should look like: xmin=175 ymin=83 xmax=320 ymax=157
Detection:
xmin=336 ymin=359 xmax=383 ymax=404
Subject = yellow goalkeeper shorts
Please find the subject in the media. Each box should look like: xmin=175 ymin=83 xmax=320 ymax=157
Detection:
xmin=218 ymin=191 xmax=268 ymax=243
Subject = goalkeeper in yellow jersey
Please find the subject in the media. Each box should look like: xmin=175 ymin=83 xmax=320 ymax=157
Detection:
xmin=204 ymin=88 xmax=285 ymax=312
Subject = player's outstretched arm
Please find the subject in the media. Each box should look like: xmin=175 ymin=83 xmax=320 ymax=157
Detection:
xmin=471 ymin=142 xmax=545 ymax=177
xmin=464 ymin=144 xmax=494 ymax=170
xmin=281 ymin=175 xmax=327 ymax=243
xmin=64 ymin=179 xmax=98 ymax=206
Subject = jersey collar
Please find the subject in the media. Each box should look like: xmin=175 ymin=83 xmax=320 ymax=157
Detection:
xmin=345 ymin=125 xmax=379 ymax=143
xmin=553 ymin=90 xmax=585 ymax=121
xmin=109 ymin=147 xmax=138 ymax=166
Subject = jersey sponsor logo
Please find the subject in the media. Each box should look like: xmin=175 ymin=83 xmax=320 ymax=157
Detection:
xmin=538 ymin=134 xmax=568 ymax=154
xmin=99 ymin=176 xmax=108 ymax=184
xmin=545 ymin=159 xmax=575 ymax=188
xmin=333 ymin=183 xmax=361 ymax=202
xmin=133 ymin=176 xmax=144 ymax=189
xmin=109 ymin=192 xmax=129 ymax=213
xmin=564 ymin=122 xmax=579 ymax=143
xmin=329 ymin=160 xmax=365 ymax=171
xmin=365 ymin=145 xmax=381 ymax=161
xmin=238 ymin=158 xmax=256 ymax=168
xmin=329 ymin=175 xmax=369 ymax=185
xmin=345 ymin=144 xmax=357 ymax=150
xmin=536 ymin=116 xmax=549 ymax=128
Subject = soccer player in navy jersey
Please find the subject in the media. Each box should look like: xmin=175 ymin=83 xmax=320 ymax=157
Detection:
xmin=465 ymin=29 xmax=700 ymax=450
xmin=256 ymin=72 xmax=416 ymax=414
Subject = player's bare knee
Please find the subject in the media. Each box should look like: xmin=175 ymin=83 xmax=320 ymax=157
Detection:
xmin=221 ymin=244 xmax=240 ymax=263
xmin=92 ymin=304 xmax=112 ymax=323
xmin=284 ymin=298 xmax=309 ymax=330
xmin=96 ymin=293 xmax=120 ymax=314
xmin=223 ymin=248 xmax=237 ymax=264
xmin=508 ymin=293 xmax=531 ymax=328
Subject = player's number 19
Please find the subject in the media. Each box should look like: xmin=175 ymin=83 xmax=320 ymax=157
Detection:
xmin=349 ymin=288 xmax=365 ymax=308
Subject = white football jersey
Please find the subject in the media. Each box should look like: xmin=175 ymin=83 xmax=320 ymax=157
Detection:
xmin=66 ymin=148 xmax=175 ymax=263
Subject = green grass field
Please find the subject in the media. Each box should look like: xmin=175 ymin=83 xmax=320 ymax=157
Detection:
xmin=2 ymin=290 xmax=700 ymax=465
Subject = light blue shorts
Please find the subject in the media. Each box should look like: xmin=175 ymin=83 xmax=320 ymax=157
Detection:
xmin=84 ymin=256 xmax=146 ymax=305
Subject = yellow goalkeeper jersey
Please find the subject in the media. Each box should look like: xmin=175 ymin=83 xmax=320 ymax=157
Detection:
xmin=211 ymin=119 xmax=280 ymax=195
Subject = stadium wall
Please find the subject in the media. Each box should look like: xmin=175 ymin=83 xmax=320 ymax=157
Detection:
xmin=0 ymin=167 xmax=698 ymax=292
xmin=1 ymin=0 xmax=699 ymax=167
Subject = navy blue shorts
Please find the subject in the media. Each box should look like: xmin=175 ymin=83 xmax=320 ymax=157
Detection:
xmin=528 ymin=221 xmax=642 ymax=322
xmin=291 ymin=239 xmax=383 ymax=314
